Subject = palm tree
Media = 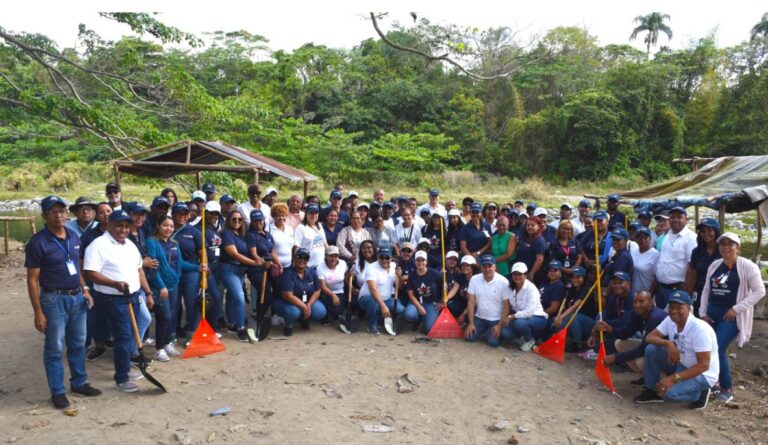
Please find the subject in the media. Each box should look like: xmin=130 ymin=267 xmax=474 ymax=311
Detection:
xmin=751 ymin=13 xmax=768 ymax=41
xmin=629 ymin=12 xmax=673 ymax=56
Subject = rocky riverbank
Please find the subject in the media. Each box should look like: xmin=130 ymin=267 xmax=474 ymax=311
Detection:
xmin=0 ymin=199 xmax=42 ymax=213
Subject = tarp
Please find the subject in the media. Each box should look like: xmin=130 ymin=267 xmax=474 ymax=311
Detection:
xmin=617 ymin=156 xmax=768 ymax=214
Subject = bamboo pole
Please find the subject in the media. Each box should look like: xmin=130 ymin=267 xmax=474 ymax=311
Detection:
xmin=718 ymin=204 xmax=725 ymax=231
xmin=754 ymin=210 xmax=763 ymax=263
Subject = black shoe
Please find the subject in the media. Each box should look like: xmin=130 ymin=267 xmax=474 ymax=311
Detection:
xmin=71 ymin=383 xmax=101 ymax=397
xmin=236 ymin=329 xmax=249 ymax=342
xmin=299 ymin=319 xmax=310 ymax=330
xmin=86 ymin=346 xmax=107 ymax=362
xmin=630 ymin=377 xmax=645 ymax=386
xmin=227 ymin=324 xmax=238 ymax=333
xmin=131 ymin=354 xmax=152 ymax=368
xmin=689 ymin=388 xmax=711 ymax=410
xmin=633 ymin=389 xmax=664 ymax=404
xmin=320 ymin=315 xmax=330 ymax=326
xmin=103 ymin=340 xmax=114 ymax=349
xmin=283 ymin=326 xmax=293 ymax=337
xmin=51 ymin=393 xmax=70 ymax=409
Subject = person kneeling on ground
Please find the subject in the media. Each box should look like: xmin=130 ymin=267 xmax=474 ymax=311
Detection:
xmin=404 ymin=251 xmax=443 ymax=333
xmin=464 ymin=255 xmax=510 ymax=347
xmin=633 ymin=290 xmax=719 ymax=410
xmin=274 ymin=248 xmax=327 ymax=336
xmin=358 ymin=246 xmax=403 ymax=335
xmin=501 ymin=262 xmax=548 ymax=351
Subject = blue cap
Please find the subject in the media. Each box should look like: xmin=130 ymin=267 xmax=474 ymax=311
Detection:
xmin=429 ymin=188 xmax=440 ymax=197
xmin=420 ymin=207 xmax=432 ymax=215
xmin=108 ymin=209 xmax=131 ymax=223
xmin=578 ymin=199 xmax=591 ymax=208
xmin=356 ymin=203 xmax=369 ymax=211
xmin=172 ymin=203 xmax=190 ymax=214
xmin=506 ymin=208 xmax=520 ymax=216
xmin=696 ymin=217 xmax=720 ymax=231
xmin=548 ymin=260 xmax=563 ymax=270
xmin=330 ymin=190 xmax=342 ymax=199
xmin=219 ymin=194 xmax=236 ymax=204
xmin=202 ymin=183 xmax=215 ymax=193
xmin=669 ymin=206 xmax=687 ymax=216
xmin=571 ymin=266 xmax=587 ymax=277
xmin=607 ymin=194 xmax=620 ymax=202
xmin=383 ymin=201 xmax=394 ymax=209
xmin=479 ymin=254 xmax=495 ymax=266
xmin=593 ymin=210 xmax=608 ymax=220
xmin=369 ymin=201 xmax=381 ymax=209
xmin=295 ymin=248 xmax=310 ymax=259
xmin=378 ymin=246 xmax=392 ymax=257
xmin=470 ymin=203 xmax=482 ymax=213
xmin=152 ymin=196 xmax=170 ymax=208
xmin=612 ymin=228 xmax=629 ymax=240
xmin=250 ymin=210 xmax=265 ymax=221
xmin=124 ymin=202 xmax=148 ymax=214
xmin=612 ymin=271 xmax=631 ymax=282
xmin=526 ymin=203 xmax=538 ymax=210
xmin=668 ymin=290 xmax=693 ymax=306
xmin=41 ymin=195 xmax=67 ymax=212
xmin=306 ymin=203 xmax=320 ymax=213
xmin=514 ymin=199 xmax=524 ymax=205
xmin=628 ymin=221 xmax=641 ymax=231
xmin=637 ymin=210 xmax=652 ymax=219
xmin=636 ymin=227 xmax=652 ymax=237
xmin=397 ymin=195 xmax=408 ymax=203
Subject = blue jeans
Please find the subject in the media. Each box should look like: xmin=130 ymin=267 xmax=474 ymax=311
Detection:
xmin=153 ymin=286 xmax=179 ymax=349
xmin=562 ymin=313 xmax=595 ymax=343
xmin=502 ymin=316 xmax=548 ymax=342
xmin=644 ymin=344 xmax=711 ymax=402
xmin=447 ymin=298 xmax=467 ymax=319
xmin=179 ymin=270 xmax=201 ymax=334
xmin=654 ymin=285 xmax=679 ymax=310
xmin=319 ymin=293 xmax=345 ymax=319
xmin=132 ymin=291 xmax=151 ymax=356
xmin=86 ymin=291 xmax=110 ymax=346
xmin=358 ymin=295 xmax=405 ymax=328
xmin=219 ymin=262 xmax=246 ymax=329
xmin=40 ymin=291 xmax=88 ymax=396
xmin=707 ymin=304 xmax=739 ymax=390
xmin=466 ymin=317 xmax=502 ymax=347
xmin=272 ymin=298 xmax=327 ymax=327
xmin=404 ymin=301 xmax=440 ymax=334
xmin=206 ymin=263 xmax=224 ymax=330
xmin=94 ymin=290 xmax=139 ymax=384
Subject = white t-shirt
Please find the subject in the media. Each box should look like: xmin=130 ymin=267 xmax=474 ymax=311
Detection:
xmin=631 ymin=247 xmax=660 ymax=296
xmin=655 ymin=314 xmax=719 ymax=386
xmin=352 ymin=261 xmax=376 ymax=288
xmin=655 ymin=227 xmax=697 ymax=284
xmin=269 ymin=224 xmax=294 ymax=267
xmin=238 ymin=200 xmax=272 ymax=226
xmin=571 ymin=217 xmax=586 ymax=235
xmin=83 ymin=232 xmax=143 ymax=295
xmin=395 ymin=222 xmax=421 ymax=248
xmin=416 ymin=203 xmax=447 ymax=219
xmin=294 ymin=224 xmax=328 ymax=268
xmin=316 ymin=260 xmax=348 ymax=294
xmin=508 ymin=279 xmax=547 ymax=319
xmin=360 ymin=261 xmax=396 ymax=301
xmin=467 ymin=272 xmax=511 ymax=321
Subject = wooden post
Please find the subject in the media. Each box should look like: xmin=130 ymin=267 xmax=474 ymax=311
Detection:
xmin=113 ymin=164 xmax=121 ymax=187
xmin=29 ymin=219 xmax=36 ymax=236
xmin=718 ymin=204 xmax=725 ymax=231
xmin=252 ymin=169 xmax=259 ymax=185
xmin=186 ymin=141 xmax=192 ymax=164
xmin=695 ymin=205 xmax=700 ymax=225
xmin=754 ymin=209 xmax=763 ymax=262
xmin=196 ymin=171 xmax=201 ymax=190
xmin=303 ymin=181 xmax=308 ymax=199
xmin=3 ymin=221 xmax=8 ymax=255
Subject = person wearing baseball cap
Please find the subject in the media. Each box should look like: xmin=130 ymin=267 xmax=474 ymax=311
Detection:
xmin=635 ymin=290 xmax=719 ymax=409
xmin=320 ymin=189 xmax=349 ymax=227
xmin=698 ymin=231 xmax=765 ymax=403
xmin=482 ymin=202 xmax=499 ymax=233
xmin=606 ymin=194 xmax=626 ymax=230
xmin=262 ymin=187 xmax=278 ymax=206
xmin=652 ymin=206 xmax=697 ymax=309
xmin=525 ymin=203 xmax=537 ymax=217
xmin=444 ymin=255 xmax=479 ymax=322
xmin=314 ymin=245 xmax=349 ymax=328
xmin=630 ymin=226 xmax=659 ymax=298
xmin=500 ymin=262 xmax=548 ymax=351
xmin=404 ymin=250 xmax=443 ymax=333
xmin=552 ymin=266 xmax=598 ymax=353
xmin=201 ymin=182 xmax=216 ymax=202
xmin=584 ymin=271 xmax=634 ymax=359
xmin=416 ymin=188 xmax=446 ymax=220
xmin=357 ymin=245 xmax=403 ymax=335
xmin=245 ymin=209 xmax=277 ymax=316
xmin=104 ymin=182 xmax=122 ymax=211
xmin=579 ymin=210 xmax=611 ymax=270
xmin=602 ymin=228 xmax=634 ymax=287
xmin=273 ymin=248 xmax=327 ymax=336
xmin=65 ymin=197 xmax=98 ymax=237
xmin=652 ymin=211 xmax=668 ymax=248
xmin=550 ymin=203 xmax=574 ymax=231
xmin=684 ymin=218 xmax=721 ymax=316
xmin=238 ymin=184 xmax=272 ymax=227
xmin=540 ymin=261 xmax=567 ymax=332
xmin=463 ymin=254 xmax=511 ymax=347
xmin=294 ymin=203 xmax=328 ymax=269
xmin=460 ymin=203 xmax=491 ymax=261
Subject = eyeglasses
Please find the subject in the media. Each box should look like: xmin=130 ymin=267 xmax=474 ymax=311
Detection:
xmin=46 ymin=209 xmax=68 ymax=215
xmin=379 ymin=256 xmax=391 ymax=260
xmin=297 ymin=256 xmax=309 ymax=261
xmin=106 ymin=190 xmax=120 ymax=195
xmin=401 ymin=249 xmax=412 ymax=253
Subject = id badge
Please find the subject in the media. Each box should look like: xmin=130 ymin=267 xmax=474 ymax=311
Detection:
xmin=302 ymin=291 xmax=308 ymax=303
xmin=563 ymin=260 xmax=571 ymax=268
xmin=213 ymin=246 xmax=220 ymax=258
xmin=66 ymin=260 xmax=77 ymax=276
xmin=419 ymin=296 xmax=423 ymax=304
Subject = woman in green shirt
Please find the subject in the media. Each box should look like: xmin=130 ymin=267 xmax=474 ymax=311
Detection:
xmin=491 ymin=215 xmax=517 ymax=276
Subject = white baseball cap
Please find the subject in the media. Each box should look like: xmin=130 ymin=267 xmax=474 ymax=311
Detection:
xmin=348 ymin=190 xmax=359 ymax=197
xmin=446 ymin=251 xmax=459 ymax=259
xmin=204 ymin=201 xmax=221 ymax=213
xmin=534 ymin=208 xmax=548 ymax=217
xmin=716 ymin=232 xmax=741 ymax=246
xmin=417 ymin=237 xmax=431 ymax=245
xmin=447 ymin=209 xmax=461 ymax=217
xmin=414 ymin=251 xmax=428 ymax=260
xmin=265 ymin=187 xmax=278 ymax=196
xmin=510 ymin=262 xmax=528 ymax=274
xmin=192 ymin=190 xmax=206 ymax=201
xmin=460 ymin=255 xmax=477 ymax=265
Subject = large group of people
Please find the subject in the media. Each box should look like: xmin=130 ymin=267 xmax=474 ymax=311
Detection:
xmin=25 ymin=184 xmax=764 ymax=412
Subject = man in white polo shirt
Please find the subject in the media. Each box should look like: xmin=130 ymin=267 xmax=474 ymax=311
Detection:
xmin=634 ymin=290 xmax=718 ymax=409
xmin=652 ymin=207 xmax=697 ymax=309
xmin=465 ymin=254 xmax=511 ymax=347
xmin=84 ymin=209 xmax=154 ymax=394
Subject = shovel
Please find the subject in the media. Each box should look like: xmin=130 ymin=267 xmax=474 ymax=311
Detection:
xmin=248 ymin=270 xmax=271 ymax=342
xmin=384 ymin=272 xmax=405 ymax=336
xmin=339 ymin=275 xmax=358 ymax=334
xmin=125 ymin=287 xmax=167 ymax=393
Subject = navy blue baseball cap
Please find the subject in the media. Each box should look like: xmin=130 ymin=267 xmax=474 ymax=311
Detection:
xmin=202 ymin=183 xmax=215 ymax=193
xmin=172 ymin=202 xmax=190 ymax=214
xmin=378 ymin=246 xmax=393 ymax=257
xmin=306 ymin=203 xmax=320 ymax=213
xmin=250 ymin=210 xmax=265 ymax=221
xmin=628 ymin=221 xmax=641 ymax=231
xmin=636 ymin=227 xmax=652 ymax=237
xmin=669 ymin=206 xmax=687 ymax=216
xmin=514 ymin=199 xmax=524 ymax=206
xmin=108 ymin=209 xmax=131 ymax=223
xmin=593 ymin=210 xmax=608 ymax=220
xmin=612 ymin=228 xmax=629 ymax=240
xmin=125 ymin=202 xmax=148 ymax=214
xmin=219 ymin=194 xmax=236 ymax=204
xmin=152 ymin=196 xmax=170 ymax=208
xmin=548 ymin=260 xmax=563 ymax=270
xmin=330 ymin=190 xmax=342 ymax=199
xmin=470 ymin=203 xmax=482 ymax=213
xmin=696 ymin=217 xmax=720 ymax=231
xmin=369 ymin=201 xmax=381 ymax=209
xmin=571 ymin=266 xmax=587 ymax=277
xmin=637 ymin=210 xmax=652 ymax=219
xmin=526 ymin=203 xmax=538 ymax=210
xmin=479 ymin=254 xmax=495 ymax=266
xmin=397 ymin=195 xmax=408 ymax=203
xmin=578 ymin=199 xmax=591 ymax=208
xmin=295 ymin=248 xmax=310 ymax=260
xmin=429 ymin=188 xmax=440 ymax=197
xmin=41 ymin=195 xmax=66 ymax=212
xmin=506 ymin=208 xmax=520 ymax=216
xmin=607 ymin=194 xmax=620 ymax=202
xmin=668 ymin=290 xmax=693 ymax=306
xmin=612 ymin=271 xmax=631 ymax=282
xmin=383 ymin=201 xmax=394 ymax=209
xmin=420 ymin=207 xmax=432 ymax=215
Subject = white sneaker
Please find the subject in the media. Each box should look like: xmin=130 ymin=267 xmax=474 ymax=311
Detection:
xmin=519 ymin=340 xmax=536 ymax=352
xmin=271 ymin=314 xmax=285 ymax=326
xmin=127 ymin=370 xmax=144 ymax=381
xmin=578 ymin=350 xmax=599 ymax=360
xmin=215 ymin=332 xmax=223 ymax=339
xmin=143 ymin=337 xmax=156 ymax=346
xmin=153 ymin=349 xmax=170 ymax=362
xmin=117 ymin=381 xmax=139 ymax=393
xmin=164 ymin=344 xmax=181 ymax=357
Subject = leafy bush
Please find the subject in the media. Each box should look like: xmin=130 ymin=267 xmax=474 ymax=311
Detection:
xmin=5 ymin=169 xmax=42 ymax=191
xmin=46 ymin=170 xmax=80 ymax=191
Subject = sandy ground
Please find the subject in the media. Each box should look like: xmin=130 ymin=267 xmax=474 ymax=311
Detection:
xmin=0 ymin=243 xmax=767 ymax=445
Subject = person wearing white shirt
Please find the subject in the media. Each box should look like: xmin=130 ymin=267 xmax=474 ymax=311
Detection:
xmin=316 ymin=246 xmax=349 ymax=324
xmin=268 ymin=203 xmax=295 ymax=268
xmin=571 ymin=199 xmax=591 ymax=235
xmin=652 ymin=207 xmax=698 ymax=309
xmin=238 ymin=184 xmax=272 ymax=226
xmin=631 ymin=227 xmax=660 ymax=296
xmin=465 ymin=254 xmax=511 ymax=347
xmin=293 ymin=203 xmax=327 ymax=269
xmin=357 ymin=246 xmax=404 ymax=335
xmin=394 ymin=209 xmax=421 ymax=249
xmin=501 ymin=262 xmax=548 ymax=351
xmin=634 ymin=290 xmax=718 ymax=409
xmin=416 ymin=189 xmax=447 ymax=220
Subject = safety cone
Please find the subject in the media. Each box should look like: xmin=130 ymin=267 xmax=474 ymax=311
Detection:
xmin=427 ymin=308 xmax=464 ymax=339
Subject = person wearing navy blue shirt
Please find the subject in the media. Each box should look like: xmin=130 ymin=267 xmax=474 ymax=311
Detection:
xmin=516 ymin=216 xmax=547 ymax=284
xmin=141 ymin=196 xmax=170 ymax=240
xmin=602 ymin=228 xmax=634 ymax=287
xmin=684 ymin=218 xmax=721 ymax=317
xmin=404 ymin=251 xmax=443 ymax=333
xmin=580 ymin=211 xmax=611 ymax=269
xmin=25 ymin=195 xmax=102 ymax=409
xmin=597 ymin=290 xmax=666 ymax=376
xmin=219 ymin=210 xmax=259 ymax=341
xmin=65 ymin=197 xmax=98 ymax=238
xmin=606 ymin=194 xmax=626 ymax=230
xmin=125 ymin=202 xmax=157 ymax=358
xmin=246 ymin=210 xmax=278 ymax=315
xmin=80 ymin=201 xmax=112 ymax=359
xmin=549 ymin=221 xmax=581 ymax=278
xmin=200 ymin=201 xmax=225 ymax=332
xmin=170 ymin=202 xmax=204 ymax=339
xmin=446 ymin=255 xmax=478 ymax=321
xmin=321 ymin=207 xmax=344 ymax=246
xmin=421 ymin=213 xmax=446 ymax=269
xmin=320 ymin=190 xmax=349 ymax=227
xmin=540 ymin=261 xmax=566 ymax=334
xmin=202 ymin=182 xmax=216 ymax=202
xmin=459 ymin=203 xmax=491 ymax=260
xmin=446 ymin=209 xmax=465 ymax=254
xmin=588 ymin=272 xmax=634 ymax=355
xmin=275 ymin=248 xmax=327 ymax=336
xmin=552 ymin=267 xmax=596 ymax=352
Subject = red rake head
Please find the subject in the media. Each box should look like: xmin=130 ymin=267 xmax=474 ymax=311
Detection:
xmin=181 ymin=319 xmax=226 ymax=359
xmin=595 ymin=342 xmax=617 ymax=393
xmin=427 ymin=308 xmax=464 ymax=339
xmin=533 ymin=329 xmax=566 ymax=364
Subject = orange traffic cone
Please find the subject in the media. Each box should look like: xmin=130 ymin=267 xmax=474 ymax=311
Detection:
xmin=427 ymin=308 xmax=464 ymax=339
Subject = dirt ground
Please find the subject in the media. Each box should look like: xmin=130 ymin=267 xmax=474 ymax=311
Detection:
xmin=0 ymin=243 xmax=766 ymax=445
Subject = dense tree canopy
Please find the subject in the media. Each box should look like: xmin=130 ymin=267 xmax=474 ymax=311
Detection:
xmin=1 ymin=12 xmax=767 ymax=186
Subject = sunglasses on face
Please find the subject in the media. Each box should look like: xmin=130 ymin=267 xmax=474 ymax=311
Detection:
xmin=379 ymin=256 xmax=391 ymax=260
xmin=231 ymin=218 xmax=243 ymax=222
xmin=297 ymin=256 xmax=309 ymax=261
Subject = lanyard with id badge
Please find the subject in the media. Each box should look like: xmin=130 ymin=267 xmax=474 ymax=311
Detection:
xmin=49 ymin=229 xmax=77 ymax=276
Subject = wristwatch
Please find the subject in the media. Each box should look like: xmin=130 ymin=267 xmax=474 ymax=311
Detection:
xmin=673 ymin=373 xmax=682 ymax=383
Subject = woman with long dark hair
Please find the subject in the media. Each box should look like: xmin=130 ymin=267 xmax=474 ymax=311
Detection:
xmin=685 ymin=218 xmax=721 ymax=316
xmin=219 ymin=210 xmax=259 ymax=341
xmin=516 ymin=216 xmax=547 ymax=284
